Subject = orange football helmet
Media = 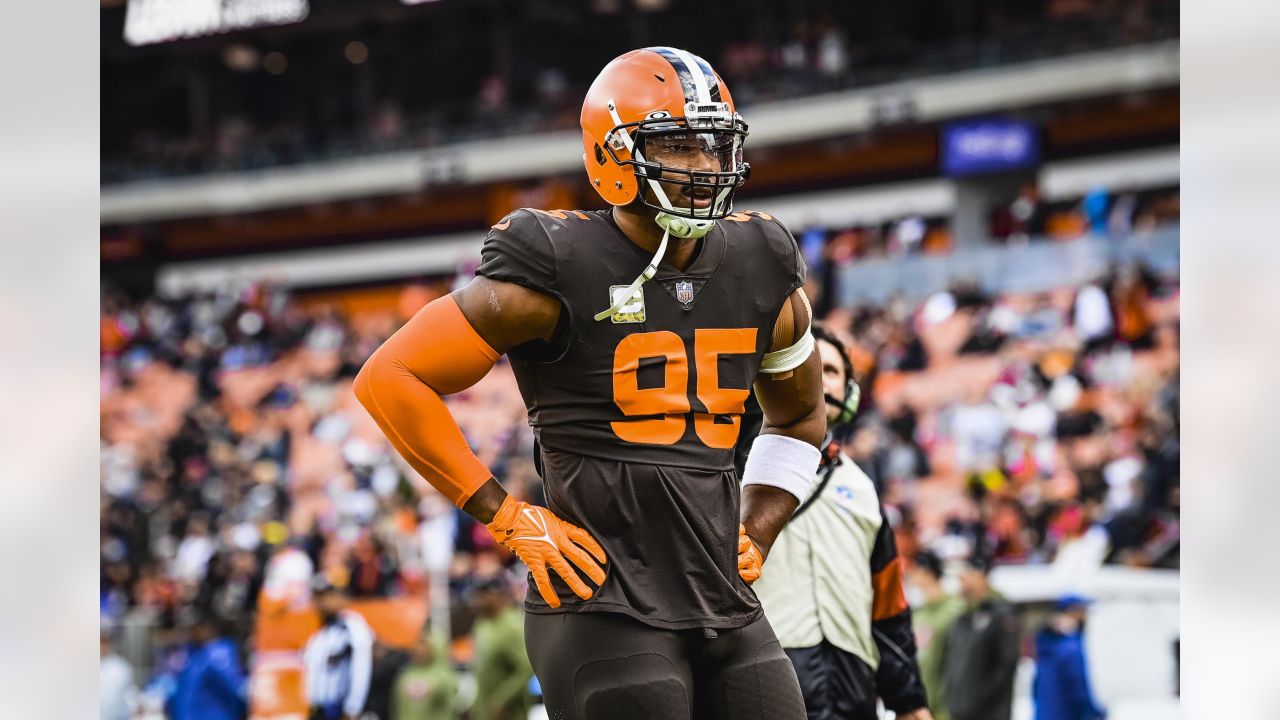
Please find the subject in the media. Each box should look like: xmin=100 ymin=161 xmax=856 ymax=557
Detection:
xmin=581 ymin=47 xmax=750 ymax=235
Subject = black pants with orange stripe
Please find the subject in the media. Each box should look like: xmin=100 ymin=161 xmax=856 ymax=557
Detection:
xmin=525 ymin=610 xmax=807 ymax=720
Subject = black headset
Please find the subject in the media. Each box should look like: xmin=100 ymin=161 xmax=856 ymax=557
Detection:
xmin=827 ymin=377 xmax=861 ymax=427
xmin=813 ymin=324 xmax=862 ymax=429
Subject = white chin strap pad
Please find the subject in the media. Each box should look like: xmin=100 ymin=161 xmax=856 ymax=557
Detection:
xmin=656 ymin=212 xmax=714 ymax=240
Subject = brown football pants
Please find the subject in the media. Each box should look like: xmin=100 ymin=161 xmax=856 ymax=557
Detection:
xmin=525 ymin=609 xmax=807 ymax=720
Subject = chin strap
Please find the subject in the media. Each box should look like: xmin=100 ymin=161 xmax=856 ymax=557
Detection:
xmin=656 ymin=211 xmax=713 ymax=240
xmin=594 ymin=99 xmax=717 ymax=322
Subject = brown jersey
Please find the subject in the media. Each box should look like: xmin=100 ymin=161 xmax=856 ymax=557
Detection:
xmin=476 ymin=207 xmax=805 ymax=630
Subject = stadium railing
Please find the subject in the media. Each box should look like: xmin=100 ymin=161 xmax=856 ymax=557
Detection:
xmin=833 ymin=225 xmax=1180 ymax=306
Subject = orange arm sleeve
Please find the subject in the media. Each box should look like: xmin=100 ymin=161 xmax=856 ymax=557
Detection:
xmin=353 ymin=294 xmax=500 ymax=508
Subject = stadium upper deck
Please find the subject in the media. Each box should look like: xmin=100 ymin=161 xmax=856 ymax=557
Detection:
xmin=101 ymin=0 xmax=1178 ymax=186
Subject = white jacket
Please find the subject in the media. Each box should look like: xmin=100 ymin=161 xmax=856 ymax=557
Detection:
xmin=753 ymin=450 xmax=884 ymax=669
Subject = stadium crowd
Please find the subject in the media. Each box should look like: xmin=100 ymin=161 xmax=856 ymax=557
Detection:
xmin=100 ymin=221 xmax=1178 ymax=716
xmin=102 ymin=0 xmax=1176 ymax=182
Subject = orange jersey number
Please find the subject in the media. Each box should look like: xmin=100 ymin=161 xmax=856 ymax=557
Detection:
xmin=610 ymin=329 xmax=757 ymax=447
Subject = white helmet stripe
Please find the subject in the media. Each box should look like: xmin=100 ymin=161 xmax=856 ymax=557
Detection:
xmin=669 ymin=48 xmax=712 ymax=104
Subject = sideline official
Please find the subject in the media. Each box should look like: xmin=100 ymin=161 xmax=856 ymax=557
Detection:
xmin=752 ymin=324 xmax=931 ymax=720
xmin=302 ymin=576 xmax=374 ymax=720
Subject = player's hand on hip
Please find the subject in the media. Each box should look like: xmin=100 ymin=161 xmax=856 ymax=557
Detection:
xmin=737 ymin=524 xmax=764 ymax=584
xmin=485 ymin=496 xmax=607 ymax=608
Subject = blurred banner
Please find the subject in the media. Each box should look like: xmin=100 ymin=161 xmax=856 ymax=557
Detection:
xmin=942 ymin=119 xmax=1041 ymax=177
xmin=124 ymin=0 xmax=309 ymax=46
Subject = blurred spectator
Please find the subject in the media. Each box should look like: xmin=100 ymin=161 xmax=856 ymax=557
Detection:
xmin=100 ymin=628 xmax=138 ymax=720
xmin=261 ymin=539 xmax=318 ymax=616
xmin=889 ymin=216 xmax=928 ymax=256
xmin=365 ymin=642 xmax=412 ymax=720
xmin=991 ymin=184 xmax=1045 ymax=244
xmin=815 ymin=19 xmax=850 ymax=79
xmin=173 ymin=514 xmax=216 ymax=586
xmin=1111 ymin=265 xmax=1155 ymax=347
xmin=303 ymin=576 xmax=374 ymax=720
xmin=141 ymin=622 xmax=190 ymax=714
xmin=202 ymin=549 xmax=264 ymax=643
xmin=941 ymin=556 xmax=1020 ymax=720
xmin=393 ymin=632 xmax=461 ymax=720
xmin=468 ymin=577 xmax=534 ymax=720
xmin=1032 ymin=595 xmax=1106 ymax=720
xmin=952 ymin=385 xmax=1007 ymax=474
xmin=908 ymin=551 xmax=967 ymax=720
xmin=348 ymin=534 xmax=399 ymax=598
xmin=1107 ymin=194 xmax=1137 ymax=237
xmin=477 ymin=75 xmax=508 ymax=113
xmin=167 ymin=611 xmax=248 ymax=720
xmin=1081 ymin=188 xmax=1110 ymax=237
xmin=1072 ymin=284 xmax=1114 ymax=349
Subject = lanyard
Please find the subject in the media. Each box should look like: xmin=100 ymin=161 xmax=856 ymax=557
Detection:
xmin=790 ymin=453 xmax=841 ymax=520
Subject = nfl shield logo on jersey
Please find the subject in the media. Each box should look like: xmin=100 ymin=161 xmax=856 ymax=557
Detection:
xmin=675 ymin=280 xmax=694 ymax=305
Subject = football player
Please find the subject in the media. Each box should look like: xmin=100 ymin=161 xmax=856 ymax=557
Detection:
xmin=355 ymin=47 xmax=824 ymax=719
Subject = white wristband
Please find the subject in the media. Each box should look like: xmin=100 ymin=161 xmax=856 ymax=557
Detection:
xmin=741 ymin=433 xmax=822 ymax=502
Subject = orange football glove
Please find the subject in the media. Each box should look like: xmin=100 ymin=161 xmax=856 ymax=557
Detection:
xmin=485 ymin=496 xmax=607 ymax=608
xmin=737 ymin=524 xmax=764 ymax=584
